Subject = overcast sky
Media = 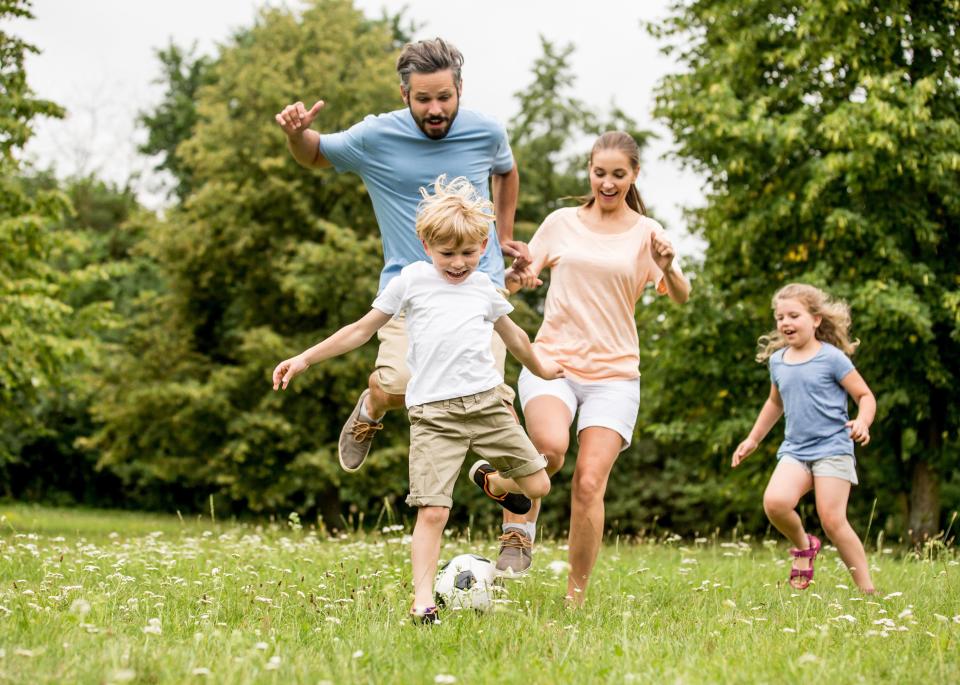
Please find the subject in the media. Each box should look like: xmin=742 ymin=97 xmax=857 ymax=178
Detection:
xmin=11 ymin=0 xmax=705 ymax=251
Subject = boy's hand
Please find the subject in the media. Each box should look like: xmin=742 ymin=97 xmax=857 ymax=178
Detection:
xmin=536 ymin=358 xmax=565 ymax=380
xmin=506 ymin=265 xmax=542 ymax=289
xmin=731 ymin=438 xmax=757 ymax=468
xmin=272 ymin=355 xmax=309 ymax=390
xmin=846 ymin=418 xmax=871 ymax=445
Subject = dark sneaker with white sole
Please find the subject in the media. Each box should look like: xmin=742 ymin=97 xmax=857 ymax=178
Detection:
xmin=495 ymin=527 xmax=533 ymax=576
xmin=337 ymin=389 xmax=383 ymax=472
xmin=468 ymin=460 xmax=532 ymax=515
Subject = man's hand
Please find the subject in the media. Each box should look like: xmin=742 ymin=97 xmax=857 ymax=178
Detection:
xmin=651 ymin=233 xmax=676 ymax=271
xmin=501 ymin=239 xmax=531 ymax=270
xmin=275 ymin=100 xmax=325 ymax=138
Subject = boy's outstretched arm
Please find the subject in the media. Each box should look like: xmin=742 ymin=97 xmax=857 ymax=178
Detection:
xmin=493 ymin=315 xmax=564 ymax=380
xmin=731 ymin=383 xmax=784 ymax=467
xmin=272 ymin=309 xmax=393 ymax=390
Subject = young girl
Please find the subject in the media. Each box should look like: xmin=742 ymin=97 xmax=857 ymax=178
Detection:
xmin=732 ymin=283 xmax=876 ymax=593
xmin=503 ymin=131 xmax=690 ymax=602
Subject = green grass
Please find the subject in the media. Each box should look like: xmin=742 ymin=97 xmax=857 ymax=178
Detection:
xmin=1 ymin=503 xmax=957 ymax=684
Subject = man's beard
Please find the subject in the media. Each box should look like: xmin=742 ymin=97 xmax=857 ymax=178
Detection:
xmin=411 ymin=104 xmax=459 ymax=140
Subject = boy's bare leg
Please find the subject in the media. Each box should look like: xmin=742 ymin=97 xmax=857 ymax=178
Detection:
xmin=485 ymin=469 xmax=550 ymax=501
xmin=411 ymin=506 xmax=450 ymax=609
xmin=337 ymin=372 xmax=404 ymax=472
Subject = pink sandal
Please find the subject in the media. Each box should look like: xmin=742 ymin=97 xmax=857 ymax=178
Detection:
xmin=788 ymin=534 xmax=821 ymax=590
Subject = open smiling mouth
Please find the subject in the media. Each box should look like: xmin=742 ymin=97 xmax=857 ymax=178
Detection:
xmin=446 ymin=269 xmax=468 ymax=280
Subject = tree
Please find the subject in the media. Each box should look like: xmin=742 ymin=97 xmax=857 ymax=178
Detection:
xmin=649 ymin=0 xmax=960 ymax=540
xmin=89 ymin=0 xmax=409 ymax=519
xmin=0 ymin=0 xmax=110 ymax=488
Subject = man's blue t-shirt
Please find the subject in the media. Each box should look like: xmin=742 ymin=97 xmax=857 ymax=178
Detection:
xmin=319 ymin=108 xmax=514 ymax=292
xmin=770 ymin=342 xmax=856 ymax=460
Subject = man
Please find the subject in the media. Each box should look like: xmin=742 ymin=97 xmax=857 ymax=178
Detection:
xmin=274 ymin=37 xmax=528 ymax=476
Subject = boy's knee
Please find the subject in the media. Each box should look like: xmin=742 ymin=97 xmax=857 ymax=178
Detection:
xmin=416 ymin=506 xmax=449 ymax=528
xmin=542 ymin=449 xmax=565 ymax=476
xmin=523 ymin=471 xmax=551 ymax=499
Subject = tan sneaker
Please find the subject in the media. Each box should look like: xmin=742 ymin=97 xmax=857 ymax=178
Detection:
xmin=337 ymin=390 xmax=383 ymax=472
xmin=495 ymin=528 xmax=533 ymax=576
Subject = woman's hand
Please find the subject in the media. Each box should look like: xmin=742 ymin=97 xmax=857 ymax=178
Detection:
xmin=651 ymin=233 xmax=676 ymax=271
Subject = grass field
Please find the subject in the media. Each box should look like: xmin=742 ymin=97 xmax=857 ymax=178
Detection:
xmin=1 ymin=503 xmax=957 ymax=684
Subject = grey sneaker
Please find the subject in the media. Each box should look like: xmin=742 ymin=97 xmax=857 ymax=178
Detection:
xmin=337 ymin=389 xmax=383 ymax=472
xmin=495 ymin=527 xmax=533 ymax=576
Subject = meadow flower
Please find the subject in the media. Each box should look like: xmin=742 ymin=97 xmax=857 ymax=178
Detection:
xmin=265 ymin=656 xmax=282 ymax=670
xmin=434 ymin=675 xmax=456 ymax=684
xmin=191 ymin=667 xmax=211 ymax=676
xmin=143 ymin=618 xmax=162 ymax=635
xmin=69 ymin=599 xmax=91 ymax=617
xmin=352 ymin=650 xmax=364 ymax=659
xmin=109 ymin=668 xmax=136 ymax=683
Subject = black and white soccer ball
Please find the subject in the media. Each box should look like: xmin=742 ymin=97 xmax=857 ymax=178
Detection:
xmin=434 ymin=553 xmax=499 ymax=611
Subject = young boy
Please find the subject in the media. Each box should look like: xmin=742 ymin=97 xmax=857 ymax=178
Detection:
xmin=271 ymin=175 xmax=563 ymax=623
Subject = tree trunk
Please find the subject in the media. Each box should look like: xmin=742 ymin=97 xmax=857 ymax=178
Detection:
xmin=908 ymin=457 xmax=940 ymax=545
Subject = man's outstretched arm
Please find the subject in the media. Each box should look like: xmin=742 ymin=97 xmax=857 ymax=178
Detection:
xmin=275 ymin=99 xmax=332 ymax=169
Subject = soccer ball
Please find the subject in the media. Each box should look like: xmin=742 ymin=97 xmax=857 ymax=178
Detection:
xmin=434 ymin=553 xmax=500 ymax=611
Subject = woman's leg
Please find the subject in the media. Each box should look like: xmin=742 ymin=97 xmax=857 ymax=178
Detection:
xmin=410 ymin=506 xmax=449 ymax=608
xmin=814 ymin=477 xmax=875 ymax=592
xmin=763 ymin=460 xmax=815 ymax=571
xmin=565 ymin=426 xmax=623 ymax=604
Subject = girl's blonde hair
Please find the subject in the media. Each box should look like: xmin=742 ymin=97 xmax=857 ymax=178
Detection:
xmin=416 ymin=175 xmax=493 ymax=247
xmin=756 ymin=283 xmax=860 ymax=362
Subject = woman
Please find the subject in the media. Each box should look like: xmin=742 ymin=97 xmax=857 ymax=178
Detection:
xmin=501 ymin=131 xmax=690 ymax=604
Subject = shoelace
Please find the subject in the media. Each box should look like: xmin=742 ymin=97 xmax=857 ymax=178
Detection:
xmin=351 ymin=420 xmax=383 ymax=442
xmin=498 ymin=530 xmax=532 ymax=550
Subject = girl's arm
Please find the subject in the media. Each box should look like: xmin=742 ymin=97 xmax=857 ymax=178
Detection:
xmin=840 ymin=370 xmax=876 ymax=445
xmin=731 ymin=383 xmax=784 ymax=467
xmin=272 ymin=309 xmax=393 ymax=390
xmin=493 ymin=315 xmax=564 ymax=380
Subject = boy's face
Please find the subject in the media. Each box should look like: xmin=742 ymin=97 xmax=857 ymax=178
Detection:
xmin=423 ymin=238 xmax=487 ymax=285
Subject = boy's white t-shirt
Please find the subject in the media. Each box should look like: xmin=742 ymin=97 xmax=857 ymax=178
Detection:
xmin=372 ymin=261 xmax=513 ymax=407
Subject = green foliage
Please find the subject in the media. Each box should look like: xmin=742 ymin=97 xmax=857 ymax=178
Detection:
xmin=137 ymin=43 xmax=216 ymax=201
xmin=0 ymin=2 xmax=113 ymax=490
xmin=648 ymin=0 xmax=960 ymax=537
xmin=88 ymin=0 xmax=406 ymax=516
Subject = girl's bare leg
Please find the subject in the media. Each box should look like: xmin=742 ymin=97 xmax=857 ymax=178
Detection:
xmin=814 ymin=476 xmax=875 ymax=592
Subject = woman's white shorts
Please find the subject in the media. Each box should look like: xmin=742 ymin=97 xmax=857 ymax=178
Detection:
xmin=517 ymin=368 xmax=640 ymax=451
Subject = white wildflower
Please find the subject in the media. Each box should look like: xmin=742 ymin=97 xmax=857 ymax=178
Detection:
xmin=191 ymin=667 xmax=211 ymax=676
xmin=435 ymin=675 xmax=457 ymax=684
xmin=143 ymin=618 xmax=162 ymax=635
xmin=69 ymin=599 xmax=91 ymax=617
xmin=265 ymin=656 xmax=281 ymax=671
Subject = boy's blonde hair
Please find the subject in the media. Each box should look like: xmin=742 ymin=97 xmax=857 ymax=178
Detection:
xmin=416 ymin=175 xmax=494 ymax=247
xmin=756 ymin=283 xmax=860 ymax=362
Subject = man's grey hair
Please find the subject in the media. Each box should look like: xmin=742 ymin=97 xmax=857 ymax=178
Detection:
xmin=396 ymin=38 xmax=464 ymax=93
